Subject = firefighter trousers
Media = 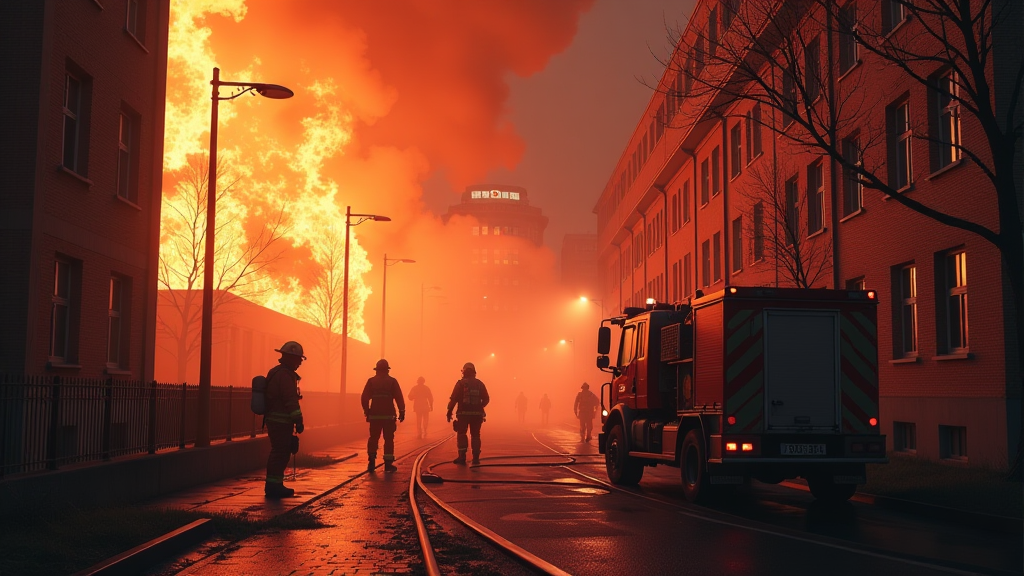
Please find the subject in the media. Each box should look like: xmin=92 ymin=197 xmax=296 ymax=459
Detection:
xmin=368 ymin=419 xmax=397 ymax=462
xmin=453 ymin=417 xmax=483 ymax=455
xmin=578 ymin=415 xmax=594 ymax=440
xmin=266 ymin=421 xmax=294 ymax=483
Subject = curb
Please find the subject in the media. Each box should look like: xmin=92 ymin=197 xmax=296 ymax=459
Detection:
xmin=779 ymin=481 xmax=1022 ymax=532
xmin=72 ymin=518 xmax=214 ymax=576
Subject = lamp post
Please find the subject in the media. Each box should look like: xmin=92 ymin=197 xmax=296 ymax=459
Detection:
xmin=381 ymin=254 xmax=415 ymax=358
xmin=197 ymin=67 xmax=293 ymax=448
xmin=420 ymin=284 xmax=441 ymax=368
xmin=341 ymin=206 xmax=391 ymax=395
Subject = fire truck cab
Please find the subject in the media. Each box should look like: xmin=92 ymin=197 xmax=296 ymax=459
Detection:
xmin=596 ymin=286 xmax=887 ymax=503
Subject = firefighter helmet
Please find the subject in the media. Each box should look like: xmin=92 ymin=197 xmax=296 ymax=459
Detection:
xmin=462 ymin=362 xmax=476 ymax=376
xmin=417 ymin=376 xmax=425 ymax=384
xmin=375 ymin=359 xmax=390 ymax=371
xmin=275 ymin=341 xmax=306 ymax=360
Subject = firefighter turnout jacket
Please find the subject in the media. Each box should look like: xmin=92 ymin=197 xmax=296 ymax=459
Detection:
xmin=446 ymin=377 xmax=490 ymax=418
xmin=265 ymin=362 xmax=302 ymax=425
xmin=361 ymin=374 xmax=405 ymax=420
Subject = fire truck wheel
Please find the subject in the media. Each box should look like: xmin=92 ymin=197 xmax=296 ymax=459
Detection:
xmin=606 ymin=424 xmax=644 ymax=485
xmin=807 ymin=476 xmax=857 ymax=503
xmin=680 ymin=429 xmax=708 ymax=503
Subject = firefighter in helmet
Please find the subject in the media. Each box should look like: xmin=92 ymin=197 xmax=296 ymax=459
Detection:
xmin=361 ymin=359 xmax=405 ymax=472
xmin=264 ymin=341 xmax=305 ymax=498
xmin=574 ymin=382 xmax=599 ymax=442
xmin=446 ymin=362 xmax=490 ymax=464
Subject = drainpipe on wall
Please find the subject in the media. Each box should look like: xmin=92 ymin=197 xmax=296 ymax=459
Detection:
xmin=825 ymin=0 xmax=841 ymax=289
xmin=721 ymin=118 xmax=731 ymax=286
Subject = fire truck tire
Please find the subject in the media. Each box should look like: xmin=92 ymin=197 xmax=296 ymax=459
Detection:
xmin=807 ymin=476 xmax=857 ymax=503
xmin=680 ymin=429 xmax=708 ymax=503
xmin=605 ymin=424 xmax=644 ymax=485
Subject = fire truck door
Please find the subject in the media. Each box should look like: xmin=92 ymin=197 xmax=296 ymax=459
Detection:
xmin=613 ymin=323 xmax=639 ymax=409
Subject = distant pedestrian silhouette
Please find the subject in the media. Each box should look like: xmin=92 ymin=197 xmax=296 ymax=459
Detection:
xmin=514 ymin=391 xmax=528 ymax=423
xmin=539 ymin=393 xmax=551 ymax=425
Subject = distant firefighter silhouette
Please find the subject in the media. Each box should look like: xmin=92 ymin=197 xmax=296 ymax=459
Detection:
xmin=264 ymin=341 xmax=306 ymax=498
xmin=446 ymin=362 xmax=490 ymax=465
xmin=408 ymin=376 xmax=434 ymax=438
xmin=362 ymin=359 xmax=405 ymax=473
xmin=514 ymin=391 xmax=528 ymax=423
xmin=574 ymin=382 xmax=599 ymax=442
xmin=539 ymin=393 xmax=551 ymax=425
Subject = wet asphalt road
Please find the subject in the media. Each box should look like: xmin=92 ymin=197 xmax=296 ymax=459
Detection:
xmin=422 ymin=420 xmax=1022 ymax=576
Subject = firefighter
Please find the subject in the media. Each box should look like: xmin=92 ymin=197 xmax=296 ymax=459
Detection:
xmin=539 ymin=393 xmax=551 ymax=425
xmin=408 ymin=376 xmax=434 ymax=438
xmin=361 ymin=359 xmax=405 ymax=472
xmin=574 ymin=382 xmax=599 ymax=442
xmin=446 ymin=362 xmax=490 ymax=465
xmin=264 ymin=341 xmax=305 ymax=498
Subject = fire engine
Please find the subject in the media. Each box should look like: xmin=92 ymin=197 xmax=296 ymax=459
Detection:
xmin=596 ymin=286 xmax=887 ymax=503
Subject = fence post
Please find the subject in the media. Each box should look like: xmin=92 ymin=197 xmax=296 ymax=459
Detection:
xmin=46 ymin=376 xmax=61 ymax=470
xmin=0 ymin=375 xmax=7 ymax=478
xmin=147 ymin=381 xmax=157 ymax=454
xmin=179 ymin=383 xmax=187 ymax=449
xmin=102 ymin=378 xmax=113 ymax=461
xmin=226 ymin=385 xmax=233 ymax=442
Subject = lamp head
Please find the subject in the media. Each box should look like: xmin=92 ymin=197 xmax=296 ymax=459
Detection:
xmin=372 ymin=215 xmax=392 ymax=222
xmin=255 ymin=84 xmax=294 ymax=99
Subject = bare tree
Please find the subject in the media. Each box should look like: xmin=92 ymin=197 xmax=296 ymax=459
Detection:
xmin=660 ymin=0 xmax=1022 ymax=475
xmin=157 ymin=155 xmax=288 ymax=382
xmin=297 ymin=223 xmax=346 ymax=388
xmin=741 ymin=156 xmax=833 ymax=288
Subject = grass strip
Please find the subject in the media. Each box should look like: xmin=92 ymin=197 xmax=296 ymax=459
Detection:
xmin=0 ymin=505 xmax=325 ymax=575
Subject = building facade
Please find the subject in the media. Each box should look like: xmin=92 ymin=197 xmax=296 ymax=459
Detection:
xmin=561 ymin=233 xmax=599 ymax=298
xmin=443 ymin=185 xmax=549 ymax=316
xmin=593 ymin=0 xmax=1021 ymax=469
xmin=1 ymin=1 xmax=171 ymax=381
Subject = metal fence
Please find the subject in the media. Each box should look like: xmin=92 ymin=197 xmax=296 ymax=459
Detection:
xmin=0 ymin=374 xmax=348 ymax=478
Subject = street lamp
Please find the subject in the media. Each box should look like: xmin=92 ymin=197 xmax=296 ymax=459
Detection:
xmin=342 ymin=206 xmax=390 ymax=395
xmin=197 ymin=67 xmax=293 ymax=448
xmin=579 ymin=296 xmax=606 ymax=318
xmin=381 ymin=254 xmax=415 ymax=358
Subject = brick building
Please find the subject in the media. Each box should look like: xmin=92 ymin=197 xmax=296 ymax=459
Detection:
xmin=0 ymin=1 xmax=171 ymax=381
xmin=593 ymin=0 xmax=1021 ymax=469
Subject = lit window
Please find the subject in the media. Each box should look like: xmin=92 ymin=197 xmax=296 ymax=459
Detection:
xmin=943 ymin=251 xmax=968 ymax=352
xmin=931 ymin=71 xmax=961 ymax=170
xmin=897 ymin=264 xmax=918 ymax=357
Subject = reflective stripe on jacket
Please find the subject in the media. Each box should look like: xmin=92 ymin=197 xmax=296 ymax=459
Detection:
xmin=361 ymin=374 xmax=405 ymax=419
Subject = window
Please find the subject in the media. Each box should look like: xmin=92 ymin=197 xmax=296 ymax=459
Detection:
xmin=50 ymin=257 xmax=80 ymax=364
xmin=708 ymin=9 xmax=718 ymax=57
xmin=894 ymin=263 xmax=918 ymax=357
xmin=745 ymin=106 xmax=762 ymax=164
xmin=888 ymin=100 xmax=913 ymax=190
xmin=471 ymin=226 xmax=479 ymax=236
xmin=672 ymin=260 xmax=681 ymax=301
xmin=682 ymin=181 xmax=691 ymax=224
xmin=62 ymin=68 xmax=92 ymax=176
xmin=713 ymin=231 xmax=722 ymax=283
xmin=694 ymin=32 xmax=705 ymax=78
xmin=846 ymin=276 xmax=866 ymax=291
xmin=670 ymin=192 xmax=680 ymax=233
xmin=882 ymin=0 xmax=907 ymax=35
xmin=108 ymin=276 xmax=131 ymax=368
xmin=711 ymin=147 xmax=721 ymax=195
xmin=930 ymin=70 xmax=961 ymax=170
xmin=893 ymin=421 xmax=917 ymax=452
xmin=126 ymin=0 xmax=147 ymax=43
xmin=839 ymin=2 xmax=858 ymax=74
xmin=785 ymin=176 xmax=799 ymax=246
xmin=842 ymin=136 xmax=862 ymax=216
xmin=723 ymin=0 xmax=739 ymax=30
xmin=683 ymin=253 xmax=692 ymax=296
xmin=731 ymin=217 xmax=742 ymax=273
xmin=807 ymin=161 xmax=824 ymax=234
xmin=804 ymin=37 xmax=821 ymax=103
xmin=939 ymin=425 xmax=967 ymax=460
xmin=730 ymin=123 xmax=742 ymax=177
xmin=752 ymin=202 xmax=764 ymax=262
xmin=938 ymin=250 xmax=968 ymax=353
xmin=782 ymin=66 xmax=797 ymax=128
xmin=700 ymin=159 xmax=710 ymax=205
xmin=634 ymin=233 xmax=644 ymax=268
xmin=117 ymin=108 xmax=140 ymax=203
xmin=701 ymin=240 xmax=711 ymax=287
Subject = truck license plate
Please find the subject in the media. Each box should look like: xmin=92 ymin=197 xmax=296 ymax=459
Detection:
xmin=781 ymin=443 xmax=826 ymax=456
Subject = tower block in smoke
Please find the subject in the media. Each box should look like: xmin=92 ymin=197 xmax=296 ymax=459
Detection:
xmin=442 ymin=185 xmax=548 ymax=317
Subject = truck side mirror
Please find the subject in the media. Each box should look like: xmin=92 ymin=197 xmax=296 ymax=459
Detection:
xmin=596 ymin=355 xmax=610 ymax=370
xmin=597 ymin=326 xmax=611 ymax=355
